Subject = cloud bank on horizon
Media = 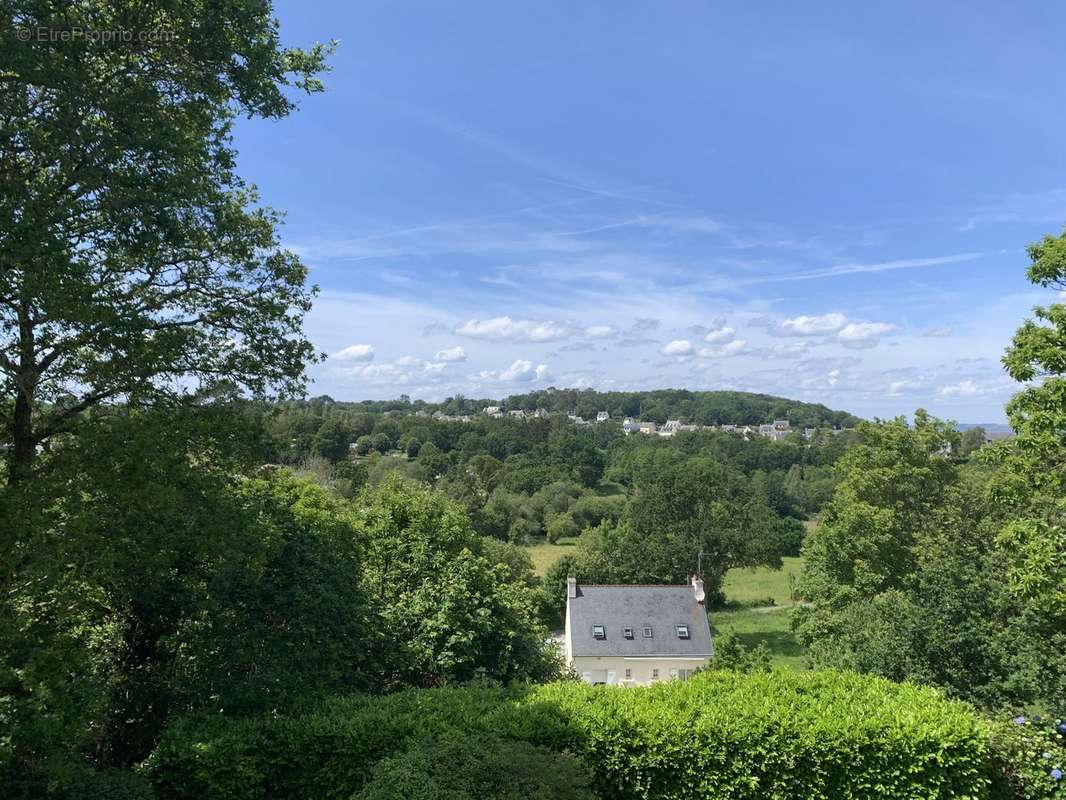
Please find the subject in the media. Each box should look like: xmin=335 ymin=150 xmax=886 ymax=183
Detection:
xmin=239 ymin=1 xmax=1066 ymax=423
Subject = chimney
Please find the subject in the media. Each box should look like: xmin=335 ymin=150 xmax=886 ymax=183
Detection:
xmin=567 ymin=576 xmax=578 ymax=599
xmin=691 ymin=575 xmax=706 ymax=605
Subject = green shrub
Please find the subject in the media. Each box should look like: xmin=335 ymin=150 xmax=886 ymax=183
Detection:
xmin=147 ymin=670 xmax=1002 ymax=800
xmin=987 ymin=716 xmax=1065 ymax=800
xmin=353 ymin=732 xmax=595 ymax=800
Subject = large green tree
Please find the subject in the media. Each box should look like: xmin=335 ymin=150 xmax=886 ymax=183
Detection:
xmin=0 ymin=408 xmax=377 ymax=786
xmin=558 ymin=458 xmax=802 ymax=608
xmin=0 ymin=1 xmax=332 ymax=483
xmin=356 ymin=477 xmax=561 ymax=688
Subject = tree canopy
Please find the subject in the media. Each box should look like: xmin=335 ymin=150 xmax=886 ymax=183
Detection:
xmin=0 ymin=1 xmax=334 ymax=481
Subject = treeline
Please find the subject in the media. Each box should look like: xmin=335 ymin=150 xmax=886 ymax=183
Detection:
xmin=277 ymin=388 xmax=861 ymax=428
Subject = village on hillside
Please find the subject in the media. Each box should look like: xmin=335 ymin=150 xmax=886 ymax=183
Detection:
xmin=412 ymin=405 xmax=854 ymax=440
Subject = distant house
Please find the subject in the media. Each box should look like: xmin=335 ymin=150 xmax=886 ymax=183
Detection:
xmin=622 ymin=417 xmax=640 ymax=435
xmin=534 ymin=407 xmax=550 ymax=419
xmin=596 ymin=411 xmax=610 ymax=422
xmin=508 ymin=409 xmax=526 ymax=420
xmin=564 ymin=577 xmax=714 ymax=686
xmin=660 ymin=419 xmax=682 ymax=436
xmin=637 ymin=421 xmax=657 ymax=435
xmin=483 ymin=406 xmax=502 ymax=418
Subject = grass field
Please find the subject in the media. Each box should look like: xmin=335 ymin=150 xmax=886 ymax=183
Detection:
xmin=720 ymin=556 xmax=804 ymax=607
xmin=526 ymin=536 xmax=581 ymax=576
xmin=710 ymin=607 xmax=807 ymax=670
xmin=716 ymin=555 xmax=809 ymax=669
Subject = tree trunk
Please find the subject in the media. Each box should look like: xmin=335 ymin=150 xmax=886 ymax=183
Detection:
xmin=7 ymin=300 xmax=37 ymax=486
xmin=7 ymin=387 xmax=35 ymax=486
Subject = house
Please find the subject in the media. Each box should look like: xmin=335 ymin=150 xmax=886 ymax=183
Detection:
xmin=508 ymin=409 xmax=527 ymax=420
xmin=483 ymin=406 xmax=503 ymax=418
xmin=637 ymin=421 xmax=657 ymax=435
xmin=564 ymin=577 xmax=714 ymax=686
xmin=622 ymin=417 xmax=640 ymax=435
xmin=596 ymin=411 xmax=610 ymax=422
xmin=660 ymin=419 xmax=682 ymax=436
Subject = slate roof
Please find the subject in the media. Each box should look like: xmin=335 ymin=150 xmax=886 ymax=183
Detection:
xmin=568 ymin=584 xmax=714 ymax=658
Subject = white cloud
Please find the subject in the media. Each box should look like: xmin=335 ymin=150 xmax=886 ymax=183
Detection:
xmin=434 ymin=345 xmax=467 ymax=362
xmin=661 ymin=339 xmax=694 ymax=356
xmin=768 ymin=342 xmax=809 ymax=357
xmin=698 ymin=339 xmax=748 ymax=358
xmin=332 ymin=343 xmax=375 ymax=362
xmin=888 ymin=380 xmax=916 ymax=395
xmin=755 ymin=253 xmax=983 ymax=283
xmin=703 ymin=325 xmax=736 ymax=344
xmin=940 ymin=379 xmax=980 ymax=397
xmin=837 ymin=321 xmax=895 ymax=349
xmin=456 ymin=316 xmax=574 ymax=343
xmin=500 ymin=359 xmax=552 ymax=382
xmin=923 ymin=327 xmax=953 ymax=338
xmin=779 ymin=313 xmax=848 ymax=336
xmin=584 ymin=324 xmax=617 ymax=339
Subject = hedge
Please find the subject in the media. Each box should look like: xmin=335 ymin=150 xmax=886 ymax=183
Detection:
xmin=145 ymin=670 xmax=997 ymax=800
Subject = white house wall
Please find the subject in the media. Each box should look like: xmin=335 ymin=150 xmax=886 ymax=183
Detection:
xmin=570 ymin=655 xmax=711 ymax=686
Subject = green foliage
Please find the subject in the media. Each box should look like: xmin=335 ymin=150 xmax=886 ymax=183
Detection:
xmin=708 ymin=631 xmax=772 ymax=674
xmin=311 ymin=417 xmax=354 ymax=462
xmin=0 ymin=428 xmax=375 ymax=790
xmin=959 ymin=426 xmax=989 ymax=458
xmin=986 ymin=717 xmax=1066 ymax=800
xmin=353 ymin=733 xmax=595 ymax=800
xmin=146 ymin=670 xmax=999 ymax=800
xmin=0 ymin=409 xmax=562 ymax=793
xmin=546 ymin=512 xmax=579 ymax=543
xmin=355 ymin=477 xmax=561 ymax=688
xmin=582 ymin=458 xmax=803 ymax=591
xmin=1 ymin=0 xmax=332 ymax=482
xmin=797 ymin=413 xmax=1065 ymax=711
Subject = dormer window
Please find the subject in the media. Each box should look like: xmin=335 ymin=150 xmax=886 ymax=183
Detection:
xmin=676 ymin=624 xmax=690 ymax=639
xmin=642 ymin=626 xmax=653 ymax=638
xmin=622 ymin=626 xmax=634 ymax=639
xmin=592 ymin=624 xmax=606 ymax=640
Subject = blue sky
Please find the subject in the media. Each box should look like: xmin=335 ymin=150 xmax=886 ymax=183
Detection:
xmin=235 ymin=1 xmax=1066 ymax=422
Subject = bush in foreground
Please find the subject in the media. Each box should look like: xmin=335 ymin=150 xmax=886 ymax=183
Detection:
xmin=147 ymin=669 xmax=1006 ymax=800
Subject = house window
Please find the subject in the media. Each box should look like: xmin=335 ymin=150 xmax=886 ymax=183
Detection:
xmin=622 ymin=626 xmax=633 ymax=639
xmin=591 ymin=624 xmax=606 ymax=640
xmin=642 ymin=626 xmax=653 ymax=638
xmin=652 ymin=668 xmax=659 ymax=679
xmin=678 ymin=669 xmax=695 ymax=681
xmin=625 ymin=668 xmax=632 ymax=679
xmin=676 ymin=624 xmax=690 ymax=639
